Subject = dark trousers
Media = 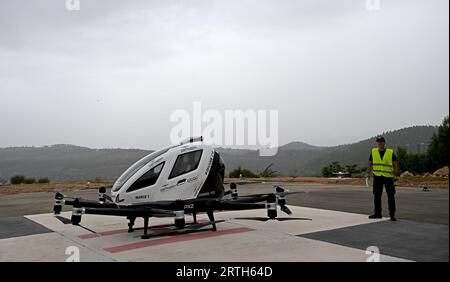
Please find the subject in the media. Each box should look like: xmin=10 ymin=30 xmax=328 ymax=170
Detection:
xmin=373 ymin=176 xmax=396 ymax=216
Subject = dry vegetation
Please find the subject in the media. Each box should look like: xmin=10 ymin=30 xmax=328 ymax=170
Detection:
xmin=395 ymin=176 xmax=449 ymax=189
xmin=0 ymin=181 xmax=114 ymax=195
xmin=0 ymin=176 xmax=447 ymax=196
xmin=226 ymin=177 xmax=366 ymax=185
xmin=226 ymin=176 xmax=449 ymax=188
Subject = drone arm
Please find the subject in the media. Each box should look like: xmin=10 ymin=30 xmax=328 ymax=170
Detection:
xmin=63 ymin=198 xmax=118 ymax=209
xmin=211 ymin=201 xmax=267 ymax=211
xmin=79 ymin=207 xmax=149 ymax=217
xmin=70 ymin=202 xmax=174 ymax=225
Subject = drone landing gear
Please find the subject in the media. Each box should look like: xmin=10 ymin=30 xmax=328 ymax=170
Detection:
xmin=127 ymin=216 xmax=136 ymax=233
xmin=207 ymin=210 xmax=217 ymax=231
xmin=143 ymin=217 xmax=149 ymax=237
xmin=193 ymin=212 xmax=198 ymax=224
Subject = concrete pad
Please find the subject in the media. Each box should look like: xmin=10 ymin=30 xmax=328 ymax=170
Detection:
xmin=26 ymin=212 xmax=128 ymax=233
xmin=221 ymin=206 xmax=387 ymax=235
xmin=126 ymin=226 xmax=408 ymax=262
xmin=0 ymin=206 xmax=417 ymax=261
xmin=0 ymin=232 xmax=113 ymax=262
xmin=299 ymin=220 xmax=449 ymax=262
xmin=0 ymin=217 xmax=52 ymax=239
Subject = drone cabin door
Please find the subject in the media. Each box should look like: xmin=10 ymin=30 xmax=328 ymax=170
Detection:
xmin=158 ymin=146 xmax=212 ymax=201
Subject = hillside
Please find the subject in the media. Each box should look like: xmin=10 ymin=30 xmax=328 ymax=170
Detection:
xmin=0 ymin=145 xmax=151 ymax=182
xmin=218 ymin=125 xmax=438 ymax=176
xmin=0 ymin=126 xmax=437 ymax=182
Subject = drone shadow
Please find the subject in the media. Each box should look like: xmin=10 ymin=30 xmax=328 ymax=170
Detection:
xmin=139 ymin=220 xmax=226 ymax=239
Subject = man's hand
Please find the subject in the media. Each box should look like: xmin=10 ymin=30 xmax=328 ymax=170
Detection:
xmin=393 ymin=161 xmax=399 ymax=176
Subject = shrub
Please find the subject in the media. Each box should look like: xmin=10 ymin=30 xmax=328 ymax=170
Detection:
xmin=10 ymin=175 xmax=26 ymax=185
xmin=38 ymin=177 xmax=50 ymax=184
xmin=24 ymin=178 xmax=36 ymax=184
xmin=427 ymin=116 xmax=449 ymax=171
xmin=229 ymin=166 xmax=258 ymax=178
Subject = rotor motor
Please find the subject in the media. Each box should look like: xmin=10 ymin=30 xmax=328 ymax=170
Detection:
xmin=230 ymin=183 xmax=238 ymax=200
xmin=53 ymin=192 xmax=63 ymax=215
xmin=98 ymin=186 xmax=106 ymax=204
xmin=71 ymin=199 xmax=84 ymax=225
xmin=266 ymin=194 xmax=277 ymax=219
xmin=174 ymin=201 xmax=186 ymax=229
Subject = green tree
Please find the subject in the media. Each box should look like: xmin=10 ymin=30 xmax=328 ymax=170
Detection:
xmin=241 ymin=169 xmax=258 ymax=178
xmin=259 ymin=163 xmax=279 ymax=177
xmin=397 ymin=146 xmax=429 ymax=174
xmin=397 ymin=146 xmax=408 ymax=173
xmin=229 ymin=166 xmax=242 ymax=178
xmin=229 ymin=166 xmax=258 ymax=178
xmin=24 ymin=178 xmax=36 ymax=184
xmin=38 ymin=177 xmax=50 ymax=184
xmin=322 ymin=166 xmax=332 ymax=177
xmin=408 ymin=154 xmax=428 ymax=174
xmin=322 ymin=162 xmax=343 ymax=177
xmin=330 ymin=162 xmax=342 ymax=173
xmin=345 ymin=164 xmax=359 ymax=176
xmin=10 ymin=175 xmax=26 ymax=185
xmin=427 ymin=116 xmax=449 ymax=171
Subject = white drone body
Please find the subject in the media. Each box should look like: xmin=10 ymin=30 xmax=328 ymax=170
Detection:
xmin=110 ymin=138 xmax=225 ymax=206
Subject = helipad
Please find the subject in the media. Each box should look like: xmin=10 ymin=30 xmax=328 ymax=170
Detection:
xmin=1 ymin=205 xmax=446 ymax=262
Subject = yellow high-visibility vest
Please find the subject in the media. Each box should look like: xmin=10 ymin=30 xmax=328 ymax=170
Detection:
xmin=371 ymin=148 xmax=394 ymax=178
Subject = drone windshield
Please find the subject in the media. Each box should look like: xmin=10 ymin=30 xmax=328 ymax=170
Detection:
xmin=112 ymin=146 xmax=173 ymax=192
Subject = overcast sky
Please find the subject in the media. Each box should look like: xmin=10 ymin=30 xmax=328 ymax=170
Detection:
xmin=0 ymin=0 xmax=448 ymax=150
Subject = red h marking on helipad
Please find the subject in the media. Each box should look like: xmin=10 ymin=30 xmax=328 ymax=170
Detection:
xmin=78 ymin=221 xmax=207 ymax=239
xmin=104 ymin=227 xmax=254 ymax=253
xmin=79 ymin=226 xmax=170 ymax=239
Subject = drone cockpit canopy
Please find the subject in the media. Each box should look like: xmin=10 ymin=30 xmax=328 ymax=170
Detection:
xmin=110 ymin=137 xmax=225 ymax=204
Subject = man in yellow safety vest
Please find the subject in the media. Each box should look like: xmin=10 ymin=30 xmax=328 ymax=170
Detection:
xmin=368 ymin=136 xmax=398 ymax=221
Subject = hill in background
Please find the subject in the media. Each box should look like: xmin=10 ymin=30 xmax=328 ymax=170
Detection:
xmin=0 ymin=125 xmax=437 ymax=182
xmin=0 ymin=145 xmax=151 ymax=182
xmin=218 ymin=125 xmax=437 ymax=176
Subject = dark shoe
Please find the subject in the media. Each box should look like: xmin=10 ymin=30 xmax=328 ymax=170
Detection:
xmin=390 ymin=216 xmax=397 ymax=221
xmin=369 ymin=214 xmax=382 ymax=219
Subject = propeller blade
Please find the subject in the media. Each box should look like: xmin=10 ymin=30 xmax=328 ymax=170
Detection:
xmin=237 ymin=191 xmax=305 ymax=199
xmin=278 ymin=191 xmax=305 ymax=196
xmin=215 ymin=201 xmax=266 ymax=210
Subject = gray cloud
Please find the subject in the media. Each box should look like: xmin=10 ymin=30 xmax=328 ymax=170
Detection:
xmin=0 ymin=0 xmax=448 ymax=149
